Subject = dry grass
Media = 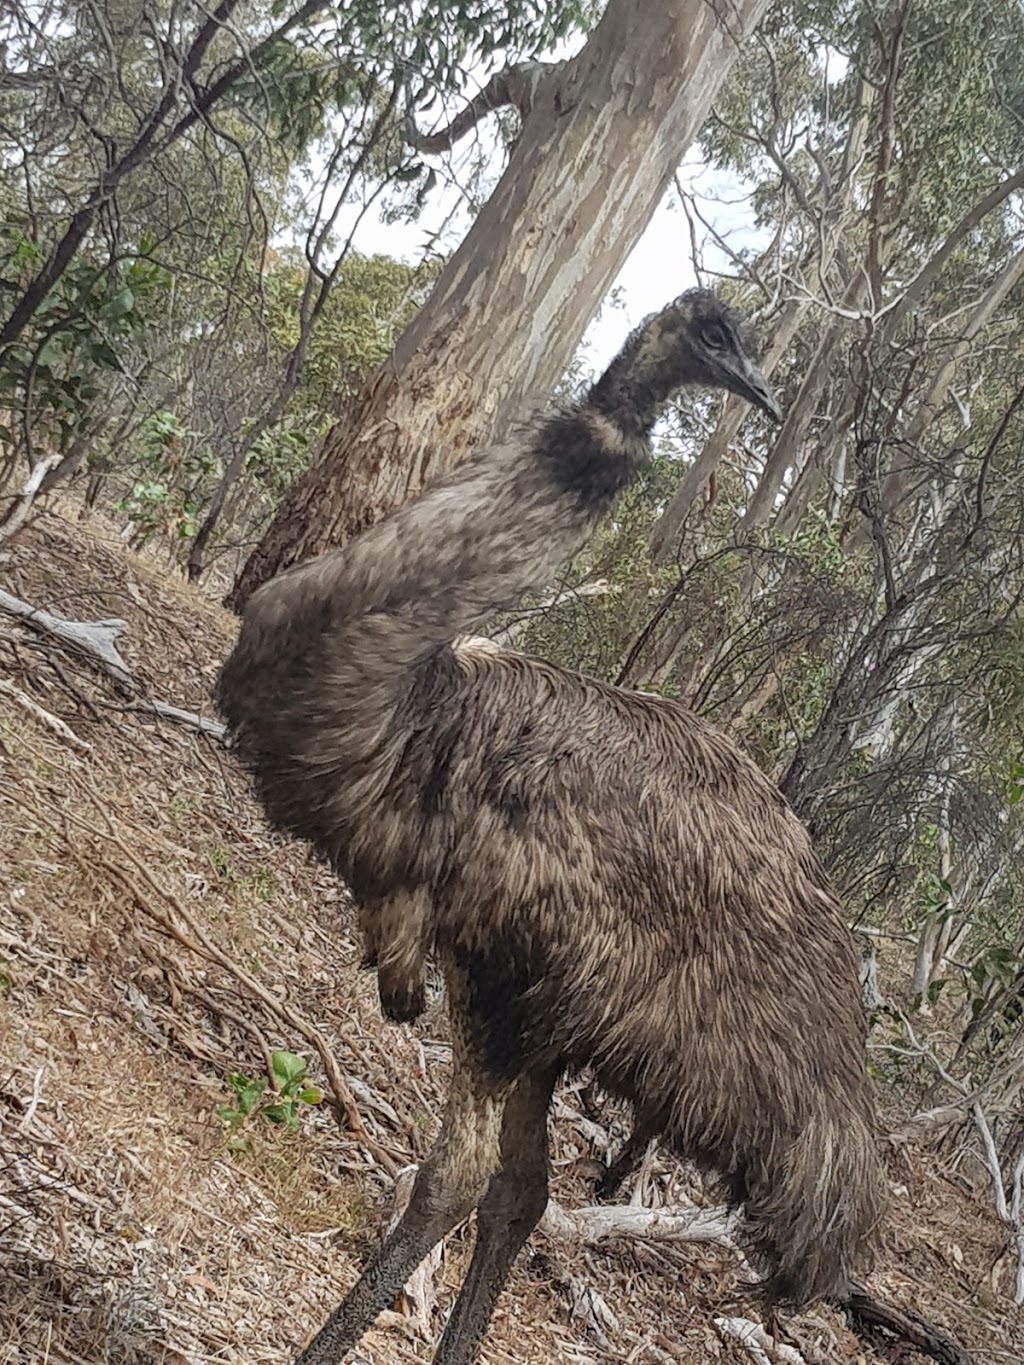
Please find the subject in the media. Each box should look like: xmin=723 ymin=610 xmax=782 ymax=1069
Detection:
xmin=0 ymin=505 xmax=1021 ymax=1365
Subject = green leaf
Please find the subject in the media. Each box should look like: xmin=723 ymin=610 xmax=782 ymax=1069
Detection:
xmin=226 ymin=1072 xmax=266 ymax=1115
xmin=263 ymin=1101 xmax=300 ymax=1128
xmin=271 ymin=1049 xmax=307 ymax=1089
xmin=102 ymin=286 xmax=135 ymax=321
xmin=88 ymin=340 xmax=124 ymax=371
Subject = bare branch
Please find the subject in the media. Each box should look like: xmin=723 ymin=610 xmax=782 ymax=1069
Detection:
xmin=539 ymin=1195 xmax=741 ymax=1250
xmin=404 ymin=60 xmax=556 ymax=154
xmin=0 ymin=588 xmax=133 ymax=683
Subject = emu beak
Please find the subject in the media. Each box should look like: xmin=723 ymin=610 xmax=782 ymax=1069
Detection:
xmin=727 ymin=355 xmax=783 ymax=423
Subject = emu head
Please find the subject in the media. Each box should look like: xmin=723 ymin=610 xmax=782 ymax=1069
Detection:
xmin=637 ymin=289 xmax=782 ymax=422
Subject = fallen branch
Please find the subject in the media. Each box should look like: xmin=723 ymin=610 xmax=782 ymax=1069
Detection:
xmin=0 ymin=677 xmax=91 ymax=752
xmin=0 ymin=588 xmax=133 ymax=684
xmin=844 ymin=1284 xmax=978 ymax=1365
xmin=0 ymin=589 xmax=224 ymax=739
xmin=714 ymin=1317 xmax=806 ymax=1365
xmin=121 ymin=698 xmax=226 ymax=739
xmin=540 ymin=1196 xmax=740 ymax=1249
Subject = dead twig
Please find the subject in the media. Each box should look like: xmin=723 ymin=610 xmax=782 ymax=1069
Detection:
xmin=0 ymin=678 xmax=91 ymax=752
xmin=45 ymin=788 xmax=405 ymax=1176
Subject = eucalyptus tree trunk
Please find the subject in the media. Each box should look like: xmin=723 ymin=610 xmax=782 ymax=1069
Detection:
xmin=227 ymin=0 xmax=772 ymax=611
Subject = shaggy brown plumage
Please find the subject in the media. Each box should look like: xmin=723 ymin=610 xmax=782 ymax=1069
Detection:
xmin=215 ymin=290 xmax=883 ymax=1365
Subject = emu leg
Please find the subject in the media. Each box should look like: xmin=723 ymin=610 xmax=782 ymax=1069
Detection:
xmin=294 ymin=1054 xmax=508 ymax=1365
xmin=596 ymin=1119 xmax=659 ymax=1201
xmin=432 ymin=1067 xmax=558 ymax=1365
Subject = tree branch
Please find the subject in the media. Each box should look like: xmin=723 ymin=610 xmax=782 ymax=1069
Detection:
xmin=844 ymin=1283 xmax=979 ymax=1365
xmin=404 ymin=60 xmax=556 ymax=154
xmin=0 ymin=588 xmax=133 ymax=683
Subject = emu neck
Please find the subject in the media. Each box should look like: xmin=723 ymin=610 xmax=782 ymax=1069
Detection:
xmin=586 ymin=336 xmax=698 ymax=439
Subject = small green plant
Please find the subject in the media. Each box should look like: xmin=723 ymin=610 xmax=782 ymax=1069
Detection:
xmin=217 ymin=1050 xmax=323 ymax=1139
xmin=244 ymin=865 xmax=279 ymax=902
xmin=207 ymin=845 xmax=236 ymax=881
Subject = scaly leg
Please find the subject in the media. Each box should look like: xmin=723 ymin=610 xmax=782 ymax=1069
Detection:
xmin=294 ymin=1039 xmax=508 ymax=1365
xmin=432 ymin=1066 xmax=558 ymax=1365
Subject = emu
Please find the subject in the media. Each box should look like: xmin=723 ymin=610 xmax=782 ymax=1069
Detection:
xmin=216 ymin=290 xmax=883 ymax=1365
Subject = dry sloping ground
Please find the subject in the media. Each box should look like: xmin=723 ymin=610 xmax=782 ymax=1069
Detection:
xmin=0 ymin=506 xmax=1021 ymax=1365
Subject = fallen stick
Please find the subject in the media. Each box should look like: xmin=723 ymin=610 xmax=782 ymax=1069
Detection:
xmin=0 ymin=589 xmax=223 ymax=739
xmin=0 ymin=588 xmax=133 ymax=683
xmin=0 ymin=677 xmax=92 ymax=752
xmin=540 ymin=1196 xmax=740 ymax=1249
xmin=844 ymin=1283 xmax=978 ymax=1365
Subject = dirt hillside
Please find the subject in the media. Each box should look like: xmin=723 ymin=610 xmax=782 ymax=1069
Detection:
xmin=1 ymin=507 xmax=1020 ymax=1365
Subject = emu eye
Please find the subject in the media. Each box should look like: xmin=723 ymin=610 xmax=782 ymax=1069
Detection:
xmin=701 ymin=323 xmax=728 ymax=351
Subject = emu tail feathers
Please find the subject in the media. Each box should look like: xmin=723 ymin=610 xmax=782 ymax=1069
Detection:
xmin=745 ymin=1107 xmax=883 ymax=1307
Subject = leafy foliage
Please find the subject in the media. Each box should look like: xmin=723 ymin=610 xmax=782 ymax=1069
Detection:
xmin=218 ymin=1050 xmax=323 ymax=1139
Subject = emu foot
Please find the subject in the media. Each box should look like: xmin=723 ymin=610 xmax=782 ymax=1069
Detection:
xmin=594 ymin=1127 xmax=656 ymax=1201
xmin=594 ymin=1153 xmax=636 ymax=1202
xmin=377 ymin=967 xmax=427 ymax=1023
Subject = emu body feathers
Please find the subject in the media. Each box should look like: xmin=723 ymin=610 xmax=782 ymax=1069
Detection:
xmin=216 ymin=290 xmax=882 ymax=1365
